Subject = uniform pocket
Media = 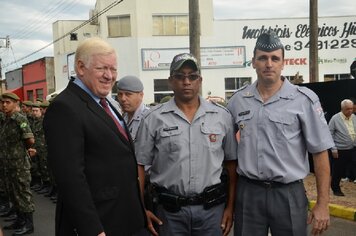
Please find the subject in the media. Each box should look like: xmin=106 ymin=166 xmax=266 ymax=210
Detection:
xmin=159 ymin=128 xmax=182 ymax=153
xmin=200 ymin=125 xmax=223 ymax=150
xmin=268 ymin=114 xmax=299 ymax=140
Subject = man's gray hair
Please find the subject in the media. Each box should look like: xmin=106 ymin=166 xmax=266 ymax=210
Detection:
xmin=341 ymin=99 xmax=354 ymax=108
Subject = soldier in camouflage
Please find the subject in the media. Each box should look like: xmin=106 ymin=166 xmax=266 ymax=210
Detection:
xmin=0 ymin=98 xmax=10 ymax=214
xmin=30 ymin=103 xmax=51 ymax=194
xmin=1 ymin=93 xmax=35 ymax=235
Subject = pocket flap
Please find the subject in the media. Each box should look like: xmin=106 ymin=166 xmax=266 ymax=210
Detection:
xmin=92 ymin=186 xmax=119 ymax=202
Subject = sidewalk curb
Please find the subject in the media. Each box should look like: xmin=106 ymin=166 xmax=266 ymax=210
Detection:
xmin=309 ymin=200 xmax=356 ymax=221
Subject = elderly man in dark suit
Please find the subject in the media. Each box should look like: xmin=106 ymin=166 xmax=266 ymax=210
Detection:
xmin=43 ymin=37 xmax=146 ymax=236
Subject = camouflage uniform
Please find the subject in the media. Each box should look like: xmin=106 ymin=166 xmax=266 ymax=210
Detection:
xmin=32 ymin=116 xmax=50 ymax=184
xmin=0 ymin=111 xmax=9 ymax=203
xmin=2 ymin=111 xmax=34 ymax=213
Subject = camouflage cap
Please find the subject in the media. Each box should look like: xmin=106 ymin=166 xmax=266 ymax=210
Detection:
xmin=254 ymin=31 xmax=284 ymax=52
xmin=170 ymin=53 xmax=199 ymax=75
xmin=1 ymin=92 xmax=20 ymax=101
xmin=36 ymin=98 xmax=43 ymax=102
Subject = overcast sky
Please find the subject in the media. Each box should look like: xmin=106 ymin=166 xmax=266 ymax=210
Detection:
xmin=0 ymin=0 xmax=354 ymax=75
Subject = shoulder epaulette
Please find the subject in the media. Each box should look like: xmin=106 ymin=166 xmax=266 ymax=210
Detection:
xmin=210 ymin=101 xmax=230 ymax=113
xmin=142 ymin=103 xmax=164 ymax=118
xmin=230 ymin=84 xmax=249 ymax=98
xmin=297 ymin=86 xmax=319 ymax=103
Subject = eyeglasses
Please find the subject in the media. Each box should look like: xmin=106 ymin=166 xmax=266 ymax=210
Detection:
xmin=94 ymin=66 xmax=118 ymax=74
xmin=171 ymin=73 xmax=201 ymax=81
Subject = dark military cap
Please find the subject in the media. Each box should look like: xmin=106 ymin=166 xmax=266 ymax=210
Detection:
xmin=40 ymin=101 xmax=50 ymax=108
xmin=170 ymin=53 xmax=199 ymax=75
xmin=22 ymin=100 xmax=33 ymax=106
xmin=117 ymin=76 xmax=144 ymax=92
xmin=255 ymin=31 xmax=284 ymax=52
xmin=36 ymin=98 xmax=43 ymax=102
xmin=1 ymin=92 xmax=20 ymax=101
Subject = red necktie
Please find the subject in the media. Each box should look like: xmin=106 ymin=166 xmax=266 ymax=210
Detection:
xmin=100 ymin=98 xmax=129 ymax=141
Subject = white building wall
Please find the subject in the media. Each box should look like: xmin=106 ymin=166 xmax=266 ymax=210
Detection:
xmin=52 ymin=0 xmax=356 ymax=104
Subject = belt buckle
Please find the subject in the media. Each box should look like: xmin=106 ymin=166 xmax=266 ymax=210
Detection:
xmin=263 ymin=181 xmax=273 ymax=188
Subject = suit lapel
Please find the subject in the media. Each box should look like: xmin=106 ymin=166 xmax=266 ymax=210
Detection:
xmin=67 ymin=82 xmax=131 ymax=145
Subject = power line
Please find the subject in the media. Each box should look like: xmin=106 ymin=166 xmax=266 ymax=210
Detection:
xmin=3 ymin=0 xmax=124 ymax=69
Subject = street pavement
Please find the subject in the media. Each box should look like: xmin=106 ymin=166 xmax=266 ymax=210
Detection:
xmin=1 ymin=191 xmax=355 ymax=236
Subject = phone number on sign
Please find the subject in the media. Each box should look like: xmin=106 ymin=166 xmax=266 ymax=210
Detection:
xmin=291 ymin=39 xmax=356 ymax=51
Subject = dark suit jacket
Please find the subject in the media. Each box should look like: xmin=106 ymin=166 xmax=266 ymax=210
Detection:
xmin=43 ymin=81 xmax=146 ymax=236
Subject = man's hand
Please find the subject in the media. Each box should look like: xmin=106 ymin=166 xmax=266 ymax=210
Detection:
xmin=331 ymin=150 xmax=338 ymax=159
xmin=146 ymin=210 xmax=162 ymax=236
xmin=221 ymin=207 xmax=234 ymax=236
xmin=27 ymin=148 xmax=37 ymax=157
xmin=307 ymin=203 xmax=330 ymax=235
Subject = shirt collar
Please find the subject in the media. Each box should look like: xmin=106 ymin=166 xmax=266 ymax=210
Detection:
xmin=73 ymin=77 xmax=101 ymax=103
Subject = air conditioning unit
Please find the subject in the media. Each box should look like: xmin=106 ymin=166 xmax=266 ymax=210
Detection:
xmin=89 ymin=9 xmax=98 ymax=25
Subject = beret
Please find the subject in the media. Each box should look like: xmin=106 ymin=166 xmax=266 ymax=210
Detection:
xmin=117 ymin=75 xmax=143 ymax=92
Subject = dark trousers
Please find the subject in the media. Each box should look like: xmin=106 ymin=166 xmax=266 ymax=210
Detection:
xmin=331 ymin=149 xmax=354 ymax=191
xmin=234 ymin=176 xmax=308 ymax=236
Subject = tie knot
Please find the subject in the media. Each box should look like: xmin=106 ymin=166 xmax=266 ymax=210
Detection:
xmin=100 ymin=98 xmax=108 ymax=108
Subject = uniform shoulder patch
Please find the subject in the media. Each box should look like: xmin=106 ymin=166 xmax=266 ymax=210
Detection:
xmin=297 ymin=86 xmax=319 ymax=103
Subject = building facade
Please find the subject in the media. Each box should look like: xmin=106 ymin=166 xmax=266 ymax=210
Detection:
xmin=22 ymin=57 xmax=55 ymax=101
xmin=52 ymin=0 xmax=356 ymax=104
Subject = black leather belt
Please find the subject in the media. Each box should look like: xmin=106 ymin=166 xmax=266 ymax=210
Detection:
xmin=239 ymin=175 xmax=302 ymax=188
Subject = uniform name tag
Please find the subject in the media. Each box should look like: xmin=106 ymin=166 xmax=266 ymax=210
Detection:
xmin=238 ymin=110 xmax=250 ymax=116
xmin=163 ymin=126 xmax=178 ymax=131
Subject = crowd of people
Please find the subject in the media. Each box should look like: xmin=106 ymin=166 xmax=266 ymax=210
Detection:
xmin=0 ymin=31 xmax=355 ymax=236
xmin=0 ymin=95 xmax=53 ymax=235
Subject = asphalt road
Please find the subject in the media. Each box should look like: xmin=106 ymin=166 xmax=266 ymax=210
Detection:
xmin=1 ymin=192 xmax=355 ymax=236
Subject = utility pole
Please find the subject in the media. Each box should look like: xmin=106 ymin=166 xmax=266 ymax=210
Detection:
xmin=309 ymin=0 xmax=318 ymax=82
xmin=189 ymin=0 xmax=201 ymax=67
xmin=189 ymin=0 xmax=201 ymax=94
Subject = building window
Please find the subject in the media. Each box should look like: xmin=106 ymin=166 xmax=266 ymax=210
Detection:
xmin=154 ymin=79 xmax=173 ymax=103
xmin=324 ymin=73 xmax=351 ymax=81
xmin=36 ymin=88 xmax=44 ymax=101
xmin=108 ymin=15 xmax=131 ymax=37
xmin=27 ymin=90 xmax=34 ymax=101
xmin=225 ymin=77 xmax=251 ymax=100
xmin=153 ymin=15 xmax=188 ymax=36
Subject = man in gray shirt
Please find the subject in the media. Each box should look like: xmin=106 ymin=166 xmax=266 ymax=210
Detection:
xmin=135 ymin=53 xmax=237 ymax=236
xmin=227 ymin=31 xmax=334 ymax=236
xmin=116 ymin=75 xmax=149 ymax=141
xmin=329 ymin=99 xmax=356 ymax=195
